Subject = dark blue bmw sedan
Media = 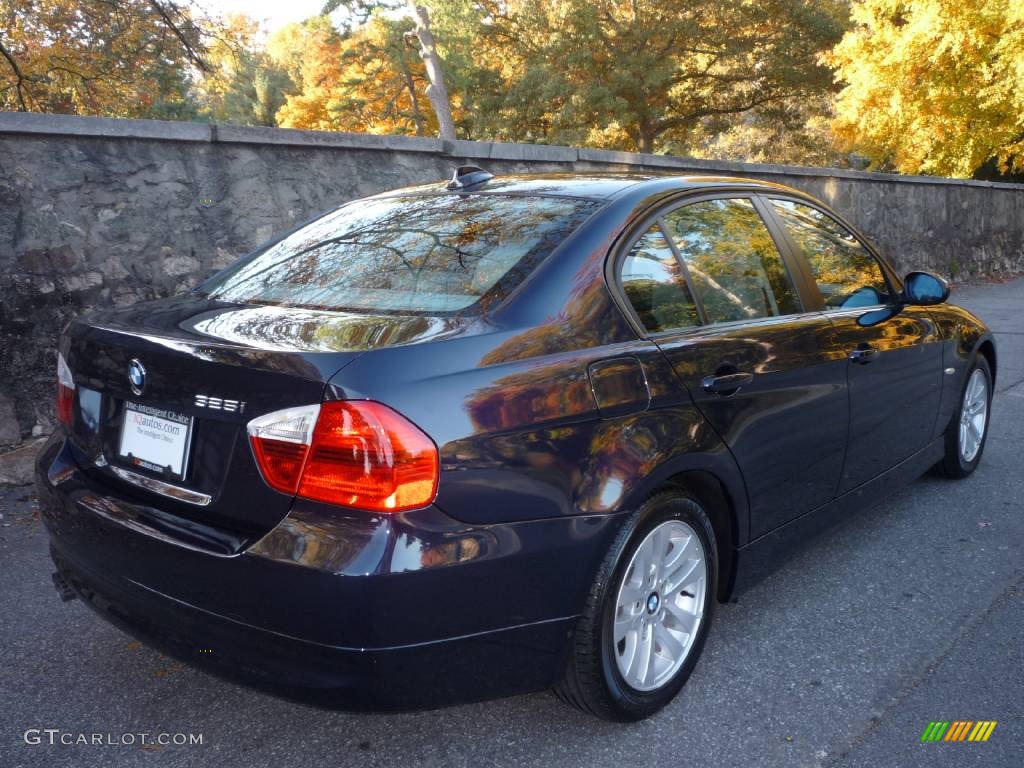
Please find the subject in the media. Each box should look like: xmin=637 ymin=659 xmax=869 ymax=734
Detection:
xmin=37 ymin=168 xmax=995 ymax=720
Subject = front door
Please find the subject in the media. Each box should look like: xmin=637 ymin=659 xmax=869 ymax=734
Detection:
xmin=617 ymin=197 xmax=849 ymax=538
xmin=762 ymin=197 xmax=944 ymax=493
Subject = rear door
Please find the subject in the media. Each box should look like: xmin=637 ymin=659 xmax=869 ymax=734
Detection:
xmin=761 ymin=197 xmax=944 ymax=492
xmin=615 ymin=195 xmax=849 ymax=537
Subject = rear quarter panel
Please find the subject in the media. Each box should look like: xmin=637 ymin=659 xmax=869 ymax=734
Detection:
xmin=327 ymin=330 xmax=745 ymax=533
xmin=325 ymin=206 xmax=750 ymax=541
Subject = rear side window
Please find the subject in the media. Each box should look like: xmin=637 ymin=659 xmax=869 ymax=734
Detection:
xmin=620 ymin=225 xmax=701 ymax=332
xmin=768 ymin=199 xmax=892 ymax=309
xmin=201 ymin=194 xmax=599 ymax=313
xmin=661 ymin=199 xmax=801 ymax=324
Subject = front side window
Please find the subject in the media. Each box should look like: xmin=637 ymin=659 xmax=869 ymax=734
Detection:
xmin=201 ymin=194 xmax=599 ymax=314
xmin=661 ymin=198 xmax=801 ymax=324
xmin=769 ymin=199 xmax=892 ymax=309
xmin=620 ymin=225 xmax=700 ymax=332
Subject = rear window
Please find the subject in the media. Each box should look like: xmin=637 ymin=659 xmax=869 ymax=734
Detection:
xmin=200 ymin=194 xmax=599 ymax=313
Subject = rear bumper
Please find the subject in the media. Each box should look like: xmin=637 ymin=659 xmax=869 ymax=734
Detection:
xmin=48 ymin=544 xmax=574 ymax=710
xmin=37 ymin=433 xmax=625 ymax=710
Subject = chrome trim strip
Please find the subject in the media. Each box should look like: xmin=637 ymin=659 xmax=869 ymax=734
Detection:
xmin=109 ymin=465 xmax=212 ymax=507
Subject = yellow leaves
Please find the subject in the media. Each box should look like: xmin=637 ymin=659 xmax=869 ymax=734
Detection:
xmin=269 ymin=15 xmax=437 ymax=136
xmin=267 ymin=19 xmax=344 ymax=131
xmin=830 ymin=0 xmax=1024 ymax=176
xmin=583 ymin=122 xmax=634 ymax=152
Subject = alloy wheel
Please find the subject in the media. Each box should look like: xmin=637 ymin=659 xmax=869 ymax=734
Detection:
xmin=959 ymin=368 xmax=989 ymax=463
xmin=612 ymin=520 xmax=707 ymax=692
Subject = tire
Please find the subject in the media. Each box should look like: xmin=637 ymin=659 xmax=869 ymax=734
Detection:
xmin=554 ymin=489 xmax=717 ymax=721
xmin=937 ymin=355 xmax=993 ymax=479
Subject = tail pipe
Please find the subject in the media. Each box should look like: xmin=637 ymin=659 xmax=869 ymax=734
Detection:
xmin=51 ymin=570 xmax=77 ymax=603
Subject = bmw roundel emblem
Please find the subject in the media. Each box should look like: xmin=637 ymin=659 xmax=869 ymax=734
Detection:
xmin=128 ymin=358 xmax=146 ymax=396
xmin=647 ymin=593 xmax=660 ymax=614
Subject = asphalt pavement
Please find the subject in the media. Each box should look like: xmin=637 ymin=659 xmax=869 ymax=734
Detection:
xmin=2 ymin=277 xmax=1022 ymax=768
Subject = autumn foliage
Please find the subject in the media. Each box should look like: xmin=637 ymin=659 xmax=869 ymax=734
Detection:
xmin=828 ymin=0 xmax=1024 ymax=176
xmin=0 ymin=0 xmax=205 ymax=117
xmin=1 ymin=0 xmax=1022 ymax=178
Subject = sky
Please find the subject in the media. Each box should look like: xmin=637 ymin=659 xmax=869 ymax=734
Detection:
xmin=197 ymin=0 xmax=328 ymax=33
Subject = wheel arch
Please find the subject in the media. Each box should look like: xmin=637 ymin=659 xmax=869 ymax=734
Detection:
xmin=659 ymin=470 xmax=739 ymax=603
xmin=977 ymin=338 xmax=997 ymax=386
xmin=617 ymin=453 xmax=747 ymax=604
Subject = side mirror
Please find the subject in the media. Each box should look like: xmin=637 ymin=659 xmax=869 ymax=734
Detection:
xmin=903 ymin=271 xmax=949 ymax=305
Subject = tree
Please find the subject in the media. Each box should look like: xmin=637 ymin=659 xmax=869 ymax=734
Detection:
xmin=688 ymin=96 xmax=849 ymax=167
xmin=1 ymin=0 xmax=854 ymax=164
xmin=268 ymin=17 xmax=345 ymax=129
xmin=0 ymin=0 xmax=211 ymax=116
xmin=196 ymin=14 xmax=292 ymax=126
xmin=270 ymin=15 xmax=436 ymax=135
xmin=828 ymin=0 xmax=1024 ymax=177
xmin=473 ymin=0 xmax=847 ymax=153
xmin=407 ymin=3 xmax=455 ymax=140
xmin=321 ymin=0 xmax=457 ymax=140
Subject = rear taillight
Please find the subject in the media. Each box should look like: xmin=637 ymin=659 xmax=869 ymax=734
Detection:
xmin=56 ymin=351 xmax=75 ymax=427
xmin=247 ymin=401 xmax=439 ymax=512
xmin=247 ymin=404 xmax=319 ymax=494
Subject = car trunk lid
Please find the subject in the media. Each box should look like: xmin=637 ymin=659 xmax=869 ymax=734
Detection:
xmin=60 ymin=295 xmax=466 ymax=539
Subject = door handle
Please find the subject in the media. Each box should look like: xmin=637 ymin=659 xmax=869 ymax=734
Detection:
xmin=849 ymin=344 xmax=879 ymax=364
xmin=701 ymin=372 xmax=754 ymax=395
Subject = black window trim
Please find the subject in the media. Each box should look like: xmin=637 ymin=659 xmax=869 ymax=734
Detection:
xmin=757 ymin=193 xmax=902 ymax=313
xmin=654 ymin=214 xmax=708 ymax=326
xmin=608 ymin=191 xmax=812 ymax=338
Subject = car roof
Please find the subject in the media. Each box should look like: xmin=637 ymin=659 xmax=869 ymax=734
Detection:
xmin=379 ymin=172 xmax=806 ymax=202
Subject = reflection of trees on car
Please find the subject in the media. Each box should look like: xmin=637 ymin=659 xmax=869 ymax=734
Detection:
xmin=205 ymin=195 xmax=598 ymax=313
xmin=621 ymin=226 xmax=701 ymax=331
xmin=662 ymin=199 xmax=800 ymax=324
xmin=768 ymin=199 xmax=890 ymax=308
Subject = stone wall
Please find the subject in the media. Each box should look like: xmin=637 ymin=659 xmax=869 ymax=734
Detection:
xmin=2 ymin=111 xmax=1024 ymax=446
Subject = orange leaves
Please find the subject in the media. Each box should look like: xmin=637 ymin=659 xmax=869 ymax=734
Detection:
xmin=270 ymin=15 xmax=437 ymax=136
xmin=0 ymin=0 xmax=202 ymax=117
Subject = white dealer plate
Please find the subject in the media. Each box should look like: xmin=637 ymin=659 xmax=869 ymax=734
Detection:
xmin=117 ymin=402 xmax=194 ymax=479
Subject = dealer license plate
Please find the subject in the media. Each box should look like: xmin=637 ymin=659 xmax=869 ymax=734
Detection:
xmin=117 ymin=402 xmax=193 ymax=479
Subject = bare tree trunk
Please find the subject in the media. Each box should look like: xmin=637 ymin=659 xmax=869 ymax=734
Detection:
xmin=638 ymin=125 xmax=656 ymax=154
xmin=398 ymin=57 xmax=427 ymax=136
xmin=407 ymin=3 xmax=456 ymax=141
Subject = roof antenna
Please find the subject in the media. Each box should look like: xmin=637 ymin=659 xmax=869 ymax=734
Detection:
xmin=446 ymin=165 xmax=494 ymax=190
